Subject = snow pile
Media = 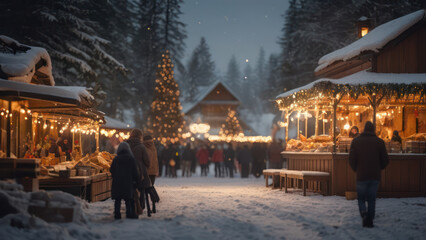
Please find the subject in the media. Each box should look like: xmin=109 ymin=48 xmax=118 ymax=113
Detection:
xmin=316 ymin=10 xmax=425 ymax=72
xmin=0 ymin=180 xmax=88 ymax=225
xmin=277 ymin=70 xmax=426 ymax=99
xmin=0 ymin=35 xmax=54 ymax=85
xmin=2 ymin=175 xmax=426 ymax=239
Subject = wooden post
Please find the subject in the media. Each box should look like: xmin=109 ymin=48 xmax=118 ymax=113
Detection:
xmin=305 ymin=113 xmax=308 ymax=138
xmin=17 ymin=107 xmax=20 ymax=157
xmin=315 ymin=110 xmax=319 ymax=136
xmin=371 ymin=95 xmax=377 ymax=128
xmin=297 ymin=112 xmax=300 ymax=140
xmin=96 ymin=126 xmax=100 ymax=151
xmin=7 ymin=101 xmax=11 ymax=158
xmin=285 ymin=110 xmax=289 ymax=142
xmin=332 ymin=100 xmax=338 ymax=153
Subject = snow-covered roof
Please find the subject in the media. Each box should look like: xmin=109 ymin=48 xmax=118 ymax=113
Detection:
xmin=54 ymin=86 xmax=94 ymax=100
xmin=315 ymin=10 xmax=425 ymax=72
xmin=0 ymin=35 xmax=54 ymax=85
xmin=182 ymin=80 xmax=241 ymax=114
xmin=0 ymin=79 xmax=93 ymax=105
xmin=102 ymin=116 xmax=131 ymax=129
xmin=277 ymin=70 xmax=426 ymax=99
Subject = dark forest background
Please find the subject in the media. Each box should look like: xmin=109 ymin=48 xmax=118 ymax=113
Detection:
xmin=1 ymin=0 xmax=425 ymax=127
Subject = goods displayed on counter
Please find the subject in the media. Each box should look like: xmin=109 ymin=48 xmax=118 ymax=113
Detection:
xmin=286 ymin=135 xmax=333 ymax=152
xmin=404 ymin=133 xmax=426 ymax=153
xmin=39 ymin=151 xmax=115 ymax=177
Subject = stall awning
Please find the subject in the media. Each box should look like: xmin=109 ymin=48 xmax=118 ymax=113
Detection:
xmin=0 ymin=79 xmax=103 ymax=121
xmin=277 ymin=70 xmax=426 ymax=99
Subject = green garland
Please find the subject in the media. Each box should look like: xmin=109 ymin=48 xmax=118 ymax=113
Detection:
xmin=277 ymin=81 xmax=426 ymax=110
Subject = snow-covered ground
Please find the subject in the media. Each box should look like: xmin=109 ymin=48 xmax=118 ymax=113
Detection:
xmin=1 ymin=166 xmax=426 ymax=240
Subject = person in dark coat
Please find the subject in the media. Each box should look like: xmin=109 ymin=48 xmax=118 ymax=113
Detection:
xmin=181 ymin=143 xmax=195 ymax=177
xmin=59 ymin=138 xmax=72 ymax=161
xmin=251 ymin=143 xmax=266 ymax=178
xmin=349 ymin=121 xmax=389 ymax=228
xmin=349 ymin=126 xmax=360 ymax=138
xmin=391 ymin=130 xmax=402 ymax=144
xmin=237 ymin=145 xmax=253 ymax=178
xmin=268 ymin=140 xmax=283 ymax=169
xmin=223 ymin=144 xmax=235 ymax=178
xmin=126 ymin=129 xmax=151 ymax=215
xmin=110 ymin=142 xmax=139 ymax=219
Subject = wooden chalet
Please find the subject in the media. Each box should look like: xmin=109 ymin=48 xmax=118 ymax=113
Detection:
xmin=182 ymin=81 xmax=245 ymax=132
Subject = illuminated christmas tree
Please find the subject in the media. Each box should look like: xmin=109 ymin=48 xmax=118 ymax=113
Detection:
xmin=148 ymin=51 xmax=184 ymax=143
xmin=220 ymin=109 xmax=243 ymax=136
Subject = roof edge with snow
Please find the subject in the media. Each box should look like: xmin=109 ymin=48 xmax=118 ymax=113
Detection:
xmin=276 ymin=70 xmax=426 ymax=99
xmin=315 ymin=10 xmax=425 ymax=72
xmin=0 ymin=35 xmax=55 ymax=86
xmin=182 ymin=80 xmax=241 ymax=114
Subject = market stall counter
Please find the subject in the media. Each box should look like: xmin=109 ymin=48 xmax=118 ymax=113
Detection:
xmin=38 ymin=172 xmax=112 ymax=202
xmin=281 ymin=151 xmax=426 ymax=198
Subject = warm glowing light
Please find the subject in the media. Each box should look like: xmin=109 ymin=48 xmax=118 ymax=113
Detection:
xmin=189 ymin=123 xmax=210 ymax=134
xmin=344 ymin=123 xmax=350 ymax=130
xmin=361 ymin=27 xmax=369 ymax=37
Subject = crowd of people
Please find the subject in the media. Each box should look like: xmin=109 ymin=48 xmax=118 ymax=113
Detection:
xmin=155 ymin=139 xmax=286 ymax=179
xmin=109 ymin=129 xmax=286 ymax=219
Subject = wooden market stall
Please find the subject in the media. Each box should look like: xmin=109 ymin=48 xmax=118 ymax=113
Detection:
xmin=275 ymin=10 xmax=426 ymax=198
xmin=0 ymin=36 xmax=114 ymax=202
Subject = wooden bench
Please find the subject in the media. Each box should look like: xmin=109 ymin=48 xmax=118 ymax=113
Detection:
xmin=263 ymin=169 xmax=286 ymax=188
xmin=279 ymin=170 xmax=330 ymax=196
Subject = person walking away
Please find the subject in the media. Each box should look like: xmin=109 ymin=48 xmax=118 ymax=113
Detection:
xmin=349 ymin=121 xmax=389 ymax=228
xmin=156 ymin=144 xmax=164 ymax=177
xmin=143 ymin=135 xmax=159 ymax=185
xmin=251 ymin=142 xmax=266 ymax=178
xmin=196 ymin=145 xmax=210 ymax=176
xmin=168 ymin=144 xmax=179 ymax=178
xmin=223 ymin=144 xmax=235 ymax=178
xmin=212 ymin=144 xmax=224 ymax=177
xmin=237 ymin=145 xmax=253 ymax=178
xmin=110 ymin=142 xmax=139 ymax=219
xmin=126 ymin=129 xmax=152 ymax=216
xmin=181 ymin=143 xmax=195 ymax=177
xmin=268 ymin=140 xmax=283 ymax=169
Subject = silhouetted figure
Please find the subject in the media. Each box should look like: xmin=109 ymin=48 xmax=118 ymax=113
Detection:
xmin=349 ymin=121 xmax=389 ymax=228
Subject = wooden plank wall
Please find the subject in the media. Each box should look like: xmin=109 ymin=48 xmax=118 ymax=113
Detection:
xmin=285 ymin=153 xmax=426 ymax=197
xmin=375 ymin=24 xmax=426 ymax=73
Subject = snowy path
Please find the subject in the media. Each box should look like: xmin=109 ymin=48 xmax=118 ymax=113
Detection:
xmin=83 ymin=176 xmax=426 ymax=240
xmin=2 ymin=171 xmax=426 ymax=240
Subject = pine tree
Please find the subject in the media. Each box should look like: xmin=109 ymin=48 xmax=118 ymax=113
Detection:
xmin=185 ymin=52 xmax=201 ymax=101
xmin=194 ymin=37 xmax=215 ymax=86
xmin=0 ymin=0 xmax=126 ymax=86
xmin=220 ymin=109 xmax=243 ymax=137
xmin=160 ymin=0 xmax=187 ymax=74
xmin=148 ymin=51 xmax=184 ymax=143
xmin=132 ymin=0 xmax=164 ymax=124
xmin=184 ymin=37 xmax=216 ymax=101
xmin=225 ymin=55 xmax=242 ymax=94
